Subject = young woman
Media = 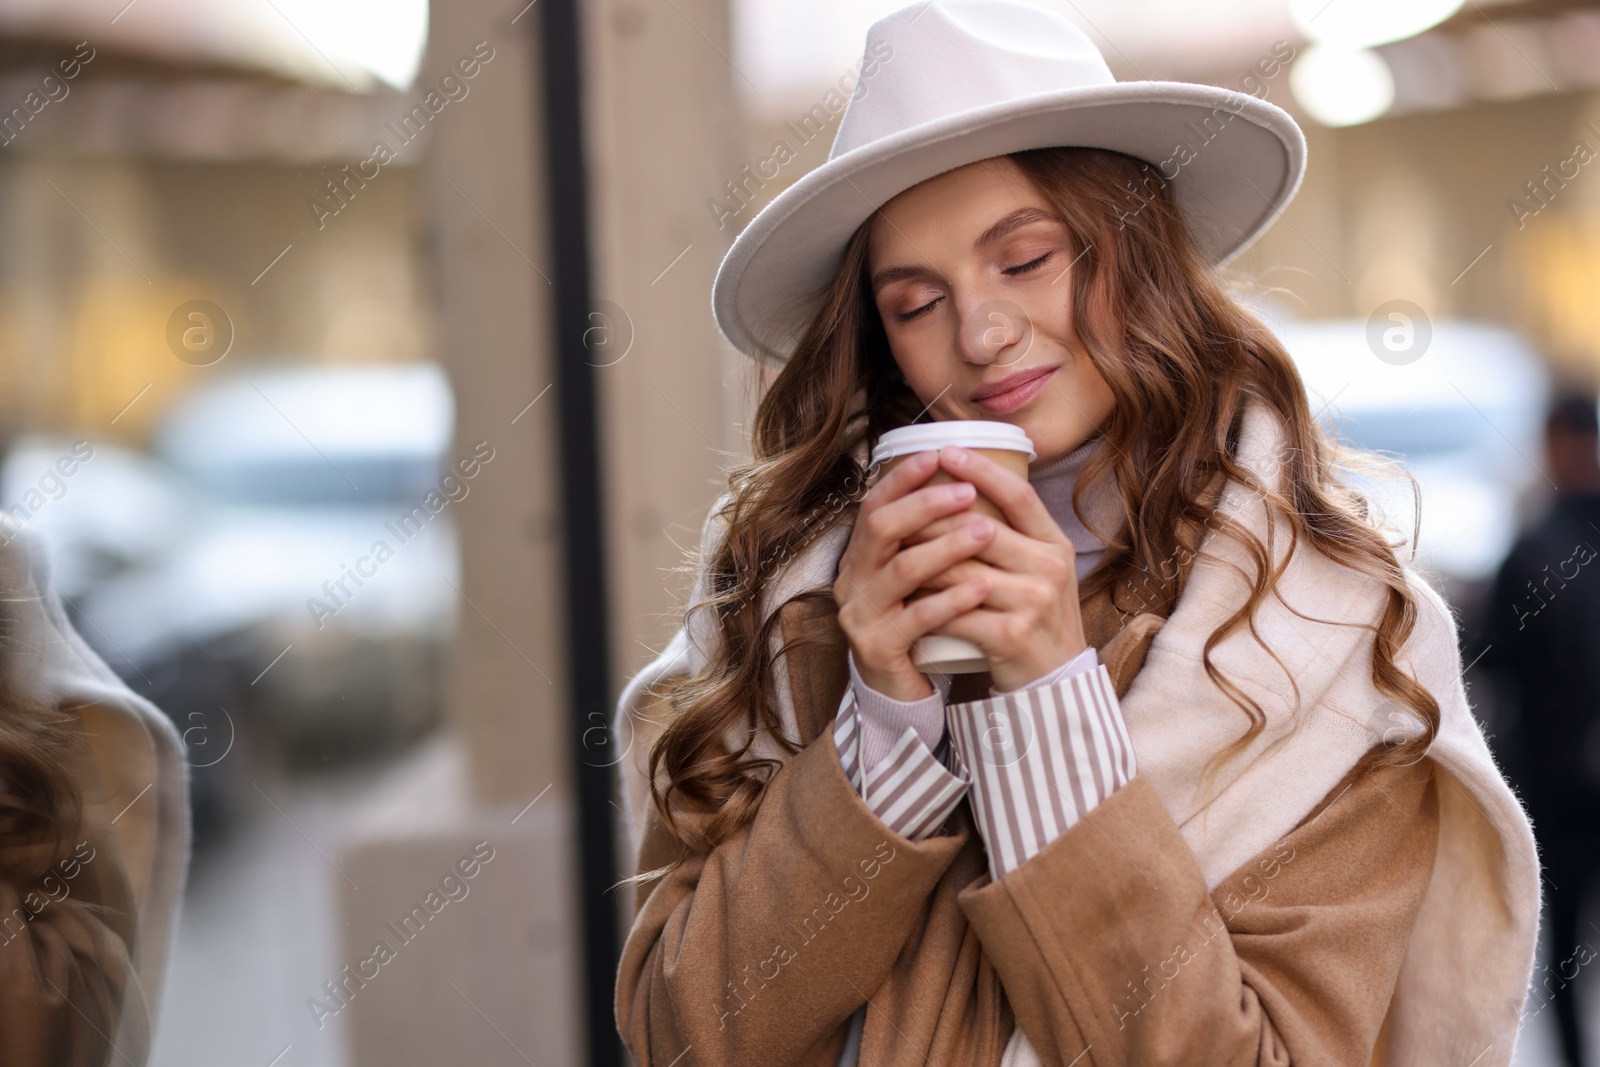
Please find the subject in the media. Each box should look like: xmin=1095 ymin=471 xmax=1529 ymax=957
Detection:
xmin=613 ymin=3 xmax=1540 ymax=1065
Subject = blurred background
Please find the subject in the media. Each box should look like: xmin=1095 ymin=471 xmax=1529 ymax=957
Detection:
xmin=0 ymin=0 xmax=1594 ymax=1064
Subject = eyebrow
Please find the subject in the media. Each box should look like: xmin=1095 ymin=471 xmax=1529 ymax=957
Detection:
xmin=869 ymin=207 xmax=1064 ymax=293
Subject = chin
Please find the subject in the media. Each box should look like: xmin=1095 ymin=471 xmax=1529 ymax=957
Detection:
xmin=1019 ymin=419 xmax=1092 ymax=465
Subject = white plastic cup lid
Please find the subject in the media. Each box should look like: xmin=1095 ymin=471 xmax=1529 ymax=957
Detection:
xmin=869 ymin=420 xmax=1036 ymax=467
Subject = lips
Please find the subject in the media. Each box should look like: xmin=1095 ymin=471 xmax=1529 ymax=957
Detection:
xmin=971 ymin=365 xmax=1058 ymax=414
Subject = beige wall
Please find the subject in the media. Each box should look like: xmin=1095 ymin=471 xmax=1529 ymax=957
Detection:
xmin=583 ymin=0 xmax=750 ymax=706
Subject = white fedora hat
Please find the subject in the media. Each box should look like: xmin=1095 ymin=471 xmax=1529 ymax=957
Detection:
xmin=711 ymin=0 xmax=1307 ymax=366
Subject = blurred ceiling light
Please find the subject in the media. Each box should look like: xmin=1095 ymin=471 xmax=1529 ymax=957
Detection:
xmin=1288 ymin=0 xmax=1465 ymax=49
xmin=1290 ymin=43 xmax=1396 ymax=125
xmin=268 ymin=0 xmax=429 ymax=91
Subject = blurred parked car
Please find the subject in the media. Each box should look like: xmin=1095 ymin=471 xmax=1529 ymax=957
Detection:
xmin=0 ymin=435 xmax=196 ymax=601
xmin=68 ymin=363 xmax=460 ymax=775
xmin=1269 ymin=316 xmax=1551 ymax=614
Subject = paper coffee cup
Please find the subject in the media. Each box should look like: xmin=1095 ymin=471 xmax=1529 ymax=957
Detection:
xmin=868 ymin=421 xmax=1035 ymax=674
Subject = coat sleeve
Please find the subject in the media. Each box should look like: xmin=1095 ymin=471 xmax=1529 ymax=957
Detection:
xmin=614 ymin=686 xmax=970 ymax=1067
xmin=957 ymin=751 xmax=1441 ymax=1066
xmin=834 ymin=671 xmax=970 ymax=843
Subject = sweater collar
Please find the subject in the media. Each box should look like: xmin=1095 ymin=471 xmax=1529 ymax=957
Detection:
xmin=1027 ymin=430 xmax=1124 ymax=571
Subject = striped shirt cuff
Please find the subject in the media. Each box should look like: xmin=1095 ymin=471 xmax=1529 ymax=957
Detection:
xmin=846 ymin=648 xmax=952 ymax=771
xmin=988 ymin=645 xmax=1099 ymax=696
xmin=834 ymin=688 xmax=969 ymax=841
xmin=946 ymin=662 xmax=1136 ymax=881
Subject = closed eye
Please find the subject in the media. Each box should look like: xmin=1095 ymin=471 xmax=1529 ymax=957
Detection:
xmin=1003 ymin=251 xmax=1054 ymax=275
xmin=897 ymin=297 xmax=942 ymax=323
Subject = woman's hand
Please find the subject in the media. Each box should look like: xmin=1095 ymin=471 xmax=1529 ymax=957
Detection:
xmin=834 ymin=449 xmax=999 ymax=702
xmin=915 ymin=446 xmax=1088 ymax=692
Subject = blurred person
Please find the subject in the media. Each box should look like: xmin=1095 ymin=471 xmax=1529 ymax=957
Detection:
xmin=610 ymin=3 xmax=1540 ymax=1065
xmin=1478 ymin=391 xmax=1600 ymax=1067
xmin=0 ymin=522 xmax=188 ymax=1065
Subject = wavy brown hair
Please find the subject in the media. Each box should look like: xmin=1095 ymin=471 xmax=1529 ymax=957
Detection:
xmin=0 ymin=584 xmax=86 ymax=887
xmin=645 ymin=145 xmax=1440 ymax=859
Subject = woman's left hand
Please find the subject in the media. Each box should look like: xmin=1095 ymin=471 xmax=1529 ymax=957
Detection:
xmin=912 ymin=445 xmax=1088 ymax=692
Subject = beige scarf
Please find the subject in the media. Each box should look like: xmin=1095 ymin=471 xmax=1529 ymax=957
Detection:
xmin=615 ymin=399 xmax=1540 ymax=1066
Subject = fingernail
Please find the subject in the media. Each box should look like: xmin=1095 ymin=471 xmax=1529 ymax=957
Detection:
xmin=946 ymin=446 xmax=969 ymax=466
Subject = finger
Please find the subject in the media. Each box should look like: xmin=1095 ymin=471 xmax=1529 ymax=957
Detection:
xmin=865 ymin=515 xmax=996 ymax=605
xmin=914 ymin=556 xmax=989 ymax=591
xmin=836 ymin=568 xmax=919 ymax=652
xmin=916 ymin=515 xmax=1072 ymax=581
xmin=937 ymin=446 xmax=1063 ymax=544
xmin=850 ymin=450 xmax=941 ymax=557
xmin=903 ymin=511 xmax=974 ymax=546
xmin=950 ymin=564 xmax=1062 ymax=613
xmin=905 ymin=509 xmax=1003 ymax=546
xmin=916 ymin=557 xmax=1067 ymax=613
xmin=838 ymin=515 xmax=974 ymax=645
xmin=855 ymin=479 xmax=981 ymax=569
xmin=929 ymin=600 xmax=1086 ymax=656
xmin=899 ymin=576 xmax=994 ymax=642
xmin=916 ymin=557 xmax=1020 ymax=595
xmin=974 ymin=520 xmax=1075 ymax=577
xmin=925 ymin=603 xmax=1009 ymax=648
xmin=862 ymin=448 xmax=941 ymax=507
xmin=843 ymin=571 xmax=990 ymax=663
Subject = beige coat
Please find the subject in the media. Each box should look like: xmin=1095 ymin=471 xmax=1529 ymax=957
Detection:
xmin=614 ymin=400 xmax=1538 ymax=1065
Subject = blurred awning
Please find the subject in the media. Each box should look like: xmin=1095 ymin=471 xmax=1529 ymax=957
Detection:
xmin=732 ymin=0 xmax=1299 ymax=117
xmin=0 ymin=0 xmax=446 ymax=162
xmin=0 ymin=0 xmax=428 ymax=92
xmin=731 ymin=0 xmax=1600 ymax=126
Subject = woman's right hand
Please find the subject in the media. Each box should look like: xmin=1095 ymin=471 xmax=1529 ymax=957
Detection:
xmin=833 ymin=448 xmax=998 ymax=702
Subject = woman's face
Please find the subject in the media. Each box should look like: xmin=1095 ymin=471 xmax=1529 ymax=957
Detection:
xmin=867 ymin=155 xmax=1116 ymax=467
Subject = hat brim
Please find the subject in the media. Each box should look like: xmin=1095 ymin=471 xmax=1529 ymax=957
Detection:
xmin=712 ymin=81 xmax=1306 ymax=366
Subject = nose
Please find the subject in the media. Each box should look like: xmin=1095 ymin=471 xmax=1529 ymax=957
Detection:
xmin=956 ymin=297 xmax=1033 ymax=368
